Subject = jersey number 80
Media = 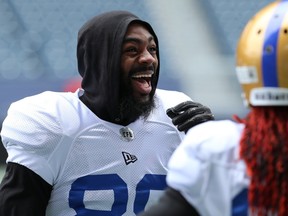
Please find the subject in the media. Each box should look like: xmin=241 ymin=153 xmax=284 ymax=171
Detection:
xmin=69 ymin=174 xmax=166 ymax=215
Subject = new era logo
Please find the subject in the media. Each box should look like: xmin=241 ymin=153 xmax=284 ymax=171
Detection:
xmin=122 ymin=152 xmax=137 ymax=165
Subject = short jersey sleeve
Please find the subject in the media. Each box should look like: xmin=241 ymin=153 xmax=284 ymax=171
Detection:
xmin=151 ymin=89 xmax=194 ymax=140
xmin=1 ymin=92 xmax=64 ymax=184
xmin=155 ymin=89 xmax=193 ymax=110
xmin=166 ymin=120 xmax=246 ymax=216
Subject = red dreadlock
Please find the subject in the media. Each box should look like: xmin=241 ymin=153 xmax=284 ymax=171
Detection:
xmin=236 ymin=107 xmax=288 ymax=216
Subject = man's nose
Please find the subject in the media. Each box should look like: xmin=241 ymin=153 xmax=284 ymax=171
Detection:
xmin=139 ymin=50 xmax=156 ymax=64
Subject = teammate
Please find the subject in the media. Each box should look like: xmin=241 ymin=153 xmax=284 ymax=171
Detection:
xmin=138 ymin=0 xmax=288 ymax=215
xmin=0 ymin=11 xmax=214 ymax=215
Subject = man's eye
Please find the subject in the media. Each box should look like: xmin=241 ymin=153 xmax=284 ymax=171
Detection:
xmin=125 ymin=47 xmax=137 ymax=53
xmin=149 ymin=47 xmax=157 ymax=53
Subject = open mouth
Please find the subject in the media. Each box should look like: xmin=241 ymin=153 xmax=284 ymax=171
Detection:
xmin=131 ymin=72 xmax=154 ymax=95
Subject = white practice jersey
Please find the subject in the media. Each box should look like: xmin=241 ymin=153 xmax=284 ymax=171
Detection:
xmin=1 ymin=88 xmax=192 ymax=216
xmin=167 ymin=120 xmax=250 ymax=216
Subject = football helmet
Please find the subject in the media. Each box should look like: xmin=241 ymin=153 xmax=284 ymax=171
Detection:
xmin=236 ymin=0 xmax=288 ymax=106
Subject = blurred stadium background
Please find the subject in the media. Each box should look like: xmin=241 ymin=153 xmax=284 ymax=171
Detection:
xmin=0 ymin=0 xmax=274 ymax=180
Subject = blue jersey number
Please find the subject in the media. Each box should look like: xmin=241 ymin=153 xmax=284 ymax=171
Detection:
xmin=232 ymin=188 xmax=248 ymax=216
xmin=69 ymin=174 xmax=166 ymax=215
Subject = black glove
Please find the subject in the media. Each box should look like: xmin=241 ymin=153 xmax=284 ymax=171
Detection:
xmin=166 ymin=101 xmax=214 ymax=133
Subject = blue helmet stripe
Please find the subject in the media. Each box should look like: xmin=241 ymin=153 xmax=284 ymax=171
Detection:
xmin=262 ymin=0 xmax=288 ymax=87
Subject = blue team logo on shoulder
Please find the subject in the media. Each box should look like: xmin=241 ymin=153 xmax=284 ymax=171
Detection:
xmin=120 ymin=127 xmax=134 ymax=141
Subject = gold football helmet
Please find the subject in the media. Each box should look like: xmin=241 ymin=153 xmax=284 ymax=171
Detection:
xmin=236 ymin=0 xmax=288 ymax=106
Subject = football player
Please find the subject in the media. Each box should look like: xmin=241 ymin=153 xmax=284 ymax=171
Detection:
xmin=138 ymin=0 xmax=288 ymax=215
xmin=0 ymin=11 xmax=213 ymax=215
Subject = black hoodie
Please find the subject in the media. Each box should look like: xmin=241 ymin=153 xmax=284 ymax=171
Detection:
xmin=78 ymin=11 xmax=160 ymax=125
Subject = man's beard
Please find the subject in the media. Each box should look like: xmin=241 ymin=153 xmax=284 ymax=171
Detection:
xmin=119 ymin=93 xmax=155 ymax=122
xmin=118 ymin=83 xmax=155 ymax=125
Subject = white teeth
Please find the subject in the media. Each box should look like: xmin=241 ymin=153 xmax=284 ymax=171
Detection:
xmin=132 ymin=74 xmax=153 ymax=78
xmin=132 ymin=71 xmax=154 ymax=78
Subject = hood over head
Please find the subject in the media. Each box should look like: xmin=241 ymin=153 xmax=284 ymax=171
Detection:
xmin=77 ymin=10 xmax=160 ymax=125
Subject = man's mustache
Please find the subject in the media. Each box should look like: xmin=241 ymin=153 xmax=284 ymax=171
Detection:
xmin=129 ymin=65 xmax=155 ymax=77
